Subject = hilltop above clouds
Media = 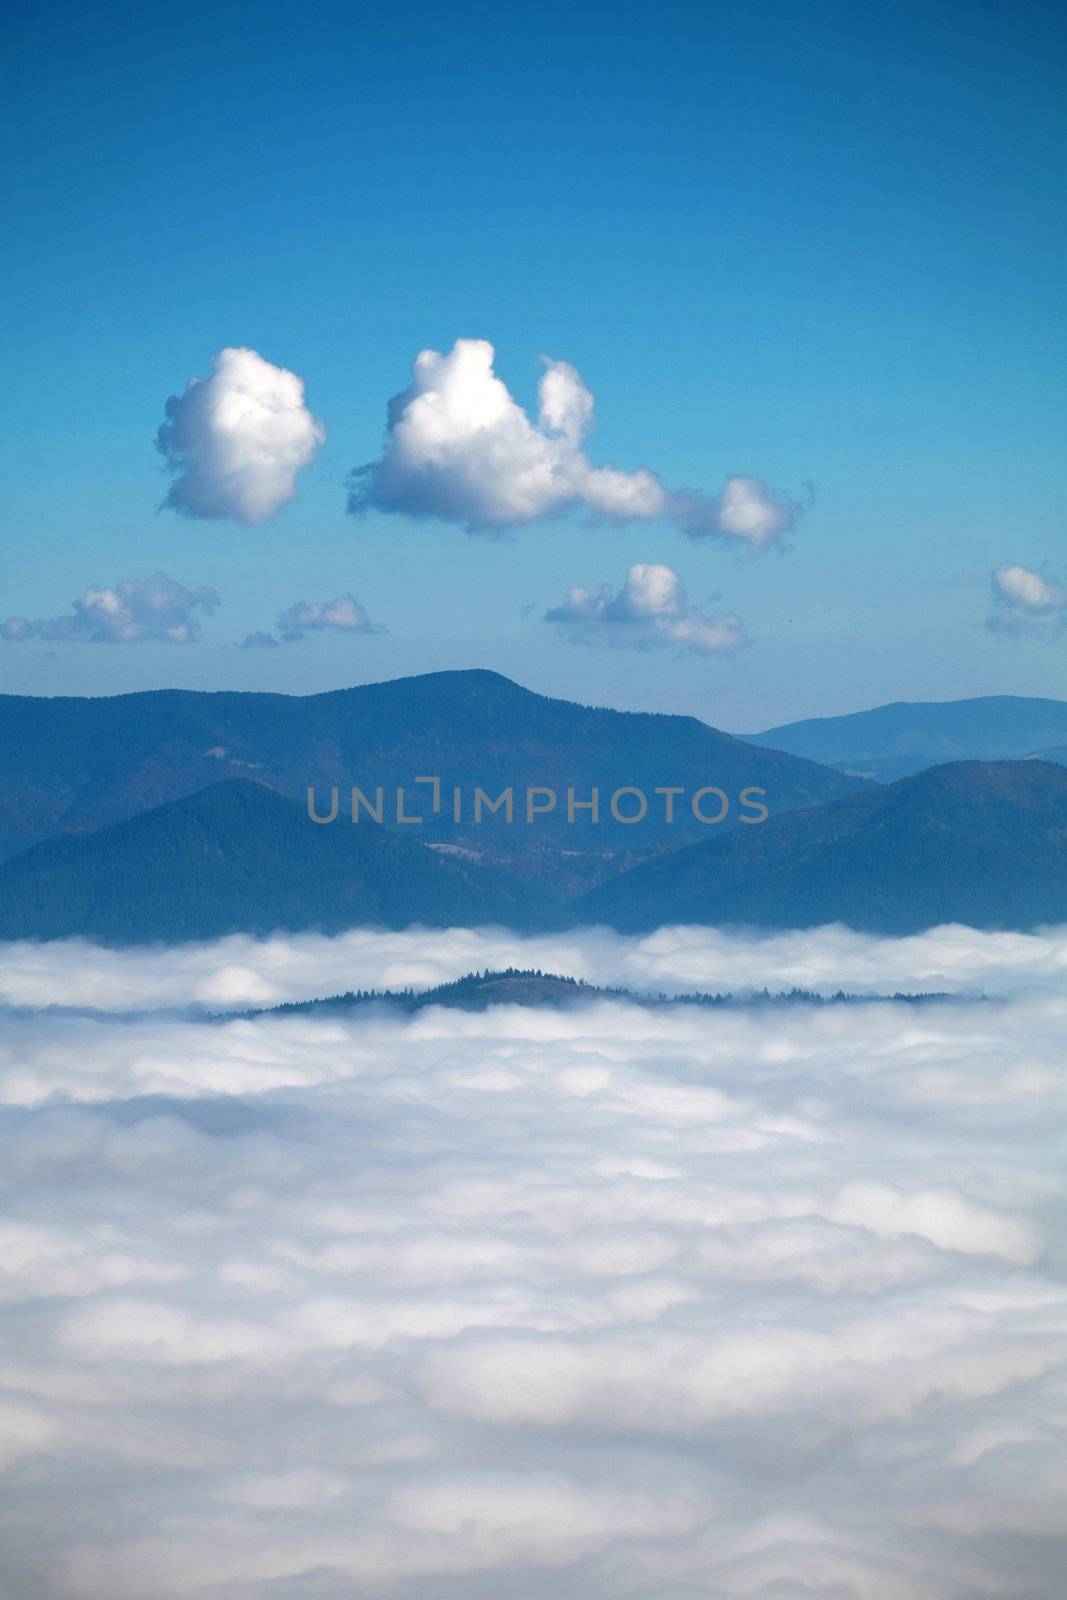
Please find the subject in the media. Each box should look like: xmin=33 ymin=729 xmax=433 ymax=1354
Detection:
xmin=1 ymin=921 xmax=1065 ymax=1599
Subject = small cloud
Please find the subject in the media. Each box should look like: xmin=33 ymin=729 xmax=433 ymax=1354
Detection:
xmin=986 ymin=562 xmax=1067 ymax=637
xmin=349 ymin=338 xmax=799 ymax=551
xmin=240 ymin=595 xmax=386 ymax=648
xmin=1 ymin=573 xmax=219 ymax=645
xmin=157 ymin=347 xmax=325 ymax=524
xmin=277 ymin=594 xmax=385 ymax=642
xmin=545 ymin=562 xmax=748 ymax=655
xmin=670 ymin=474 xmax=806 ymax=551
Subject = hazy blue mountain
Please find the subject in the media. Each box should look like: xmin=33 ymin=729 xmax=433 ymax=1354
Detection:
xmin=0 ymin=779 xmax=561 ymax=944
xmin=575 ymin=760 xmax=1067 ymax=935
xmin=0 ymin=669 xmax=867 ymax=889
xmin=742 ymin=695 xmax=1067 ymax=780
xmin=6 ymin=759 xmax=1063 ymax=946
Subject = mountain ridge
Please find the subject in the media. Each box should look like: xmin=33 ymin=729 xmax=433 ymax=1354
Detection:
xmin=0 ymin=667 xmax=867 ymax=887
xmin=742 ymin=694 xmax=1067 ymax=780
xmin=237 ymin=967 xmax=953 ymax=1019
xmin=3 ymin=760 xmax=1066 ymax=944
xmin=575 ymin=759 xmax=1067 ymax=935
xmin=0 ymin=777 xmax=562 ymax=944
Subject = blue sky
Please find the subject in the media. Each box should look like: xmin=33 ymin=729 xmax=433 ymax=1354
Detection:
xmin=2 ymin=0 xmax=1065 ymax=727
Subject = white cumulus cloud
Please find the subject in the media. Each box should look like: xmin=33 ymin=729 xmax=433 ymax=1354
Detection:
xmin=986 ymin=562 xmax=1067 ymax=636
xmin=157 ymin=346 xmax=326 ymax=524
xmin=1 ymin=573 xmax=219 ymax=644
xmin=546 ymin=562 xmax=747 ymax=654
xmin=672 ymin=472 xmax=807 ymax=550
xmin=349 ymin=338 xmax=802 ymax=548
xmin=241 ymin=593 xmax=385 ymax=648
xmin=277 ymin=594 xmax=383 ymax=641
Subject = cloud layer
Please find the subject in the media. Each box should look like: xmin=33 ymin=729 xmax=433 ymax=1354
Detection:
xmin=4 ymin=921 xmax=1066 ymax=1014
xmin=157 ymin=347 xmax=325 ymax=524
xmin=0 ymin=925 xmax=1065 ymax=1598
xmin=240 ymin=594 xmax=384 ymax=648
xmin=986 ymin=562 xmax=1067 ymax=636
xmin=546 ymin=562 xmax=747 ymax=654
xmin=349 ymin=338 xmax=802 ymax=546
xmin=1 ymin=573 xmax=219 ymax=644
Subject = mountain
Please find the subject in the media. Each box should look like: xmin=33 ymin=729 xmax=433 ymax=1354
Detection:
xmin=0 ymin=669 xmax=867 ymax=890
xmin=6 ymin=756 xmax=1063 ymax=947
xmin=575 ymin=760 xmax=1067 ymax=935
xmin=0 ymin=779 xmax=560 ymax=944
xmin=257 ymin=968 xmax=612 ymax=1016
xmin=246 ymin=969 xmax=949 ymax=1019
xmin=741 ymin=695 xmax=1067 ymax=781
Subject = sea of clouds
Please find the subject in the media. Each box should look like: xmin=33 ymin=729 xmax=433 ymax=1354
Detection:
xmin=2 ymin=922 xmax=1066 ymax=1598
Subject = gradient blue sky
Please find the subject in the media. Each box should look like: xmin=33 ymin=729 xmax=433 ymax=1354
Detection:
xmin=2 ymin=0 xmax=1065 ymax=728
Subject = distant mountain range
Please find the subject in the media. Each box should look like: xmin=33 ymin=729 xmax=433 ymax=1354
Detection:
xmin=0 ymin=670 xmax=864 ymax=892
xmin=577 ymin=759 xmax=1067 ymax=935
xmin=742 ymin=694 xmax=1067 ymax=781
xmin=2 ymin=674 xmax=1065 ymax=943
xmin=1 ymin=760 xmax=1065 ymax=943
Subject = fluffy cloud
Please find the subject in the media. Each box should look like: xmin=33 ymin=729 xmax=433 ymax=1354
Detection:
xmin=0 ymin=927 xmax=1066 ymax=1598
xmin=672 ymin=472 xmax=807 ymax=549
xmin=1 ymin=573 xmax=219 ymax=644
xmin=157 ymin=347 xmax=326 ymax=524
xmin=277 ymin=594 xmax=383 ymax=641
xmin=546 ymin=562 xmax=747 ymax=654
xmin=349 ymin=338 xmax=802 ymax=548
xmin=986 ymin=562 xmax=1067 ymax=636
xmin=240 ymin=593 xmax=384 ymax=648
